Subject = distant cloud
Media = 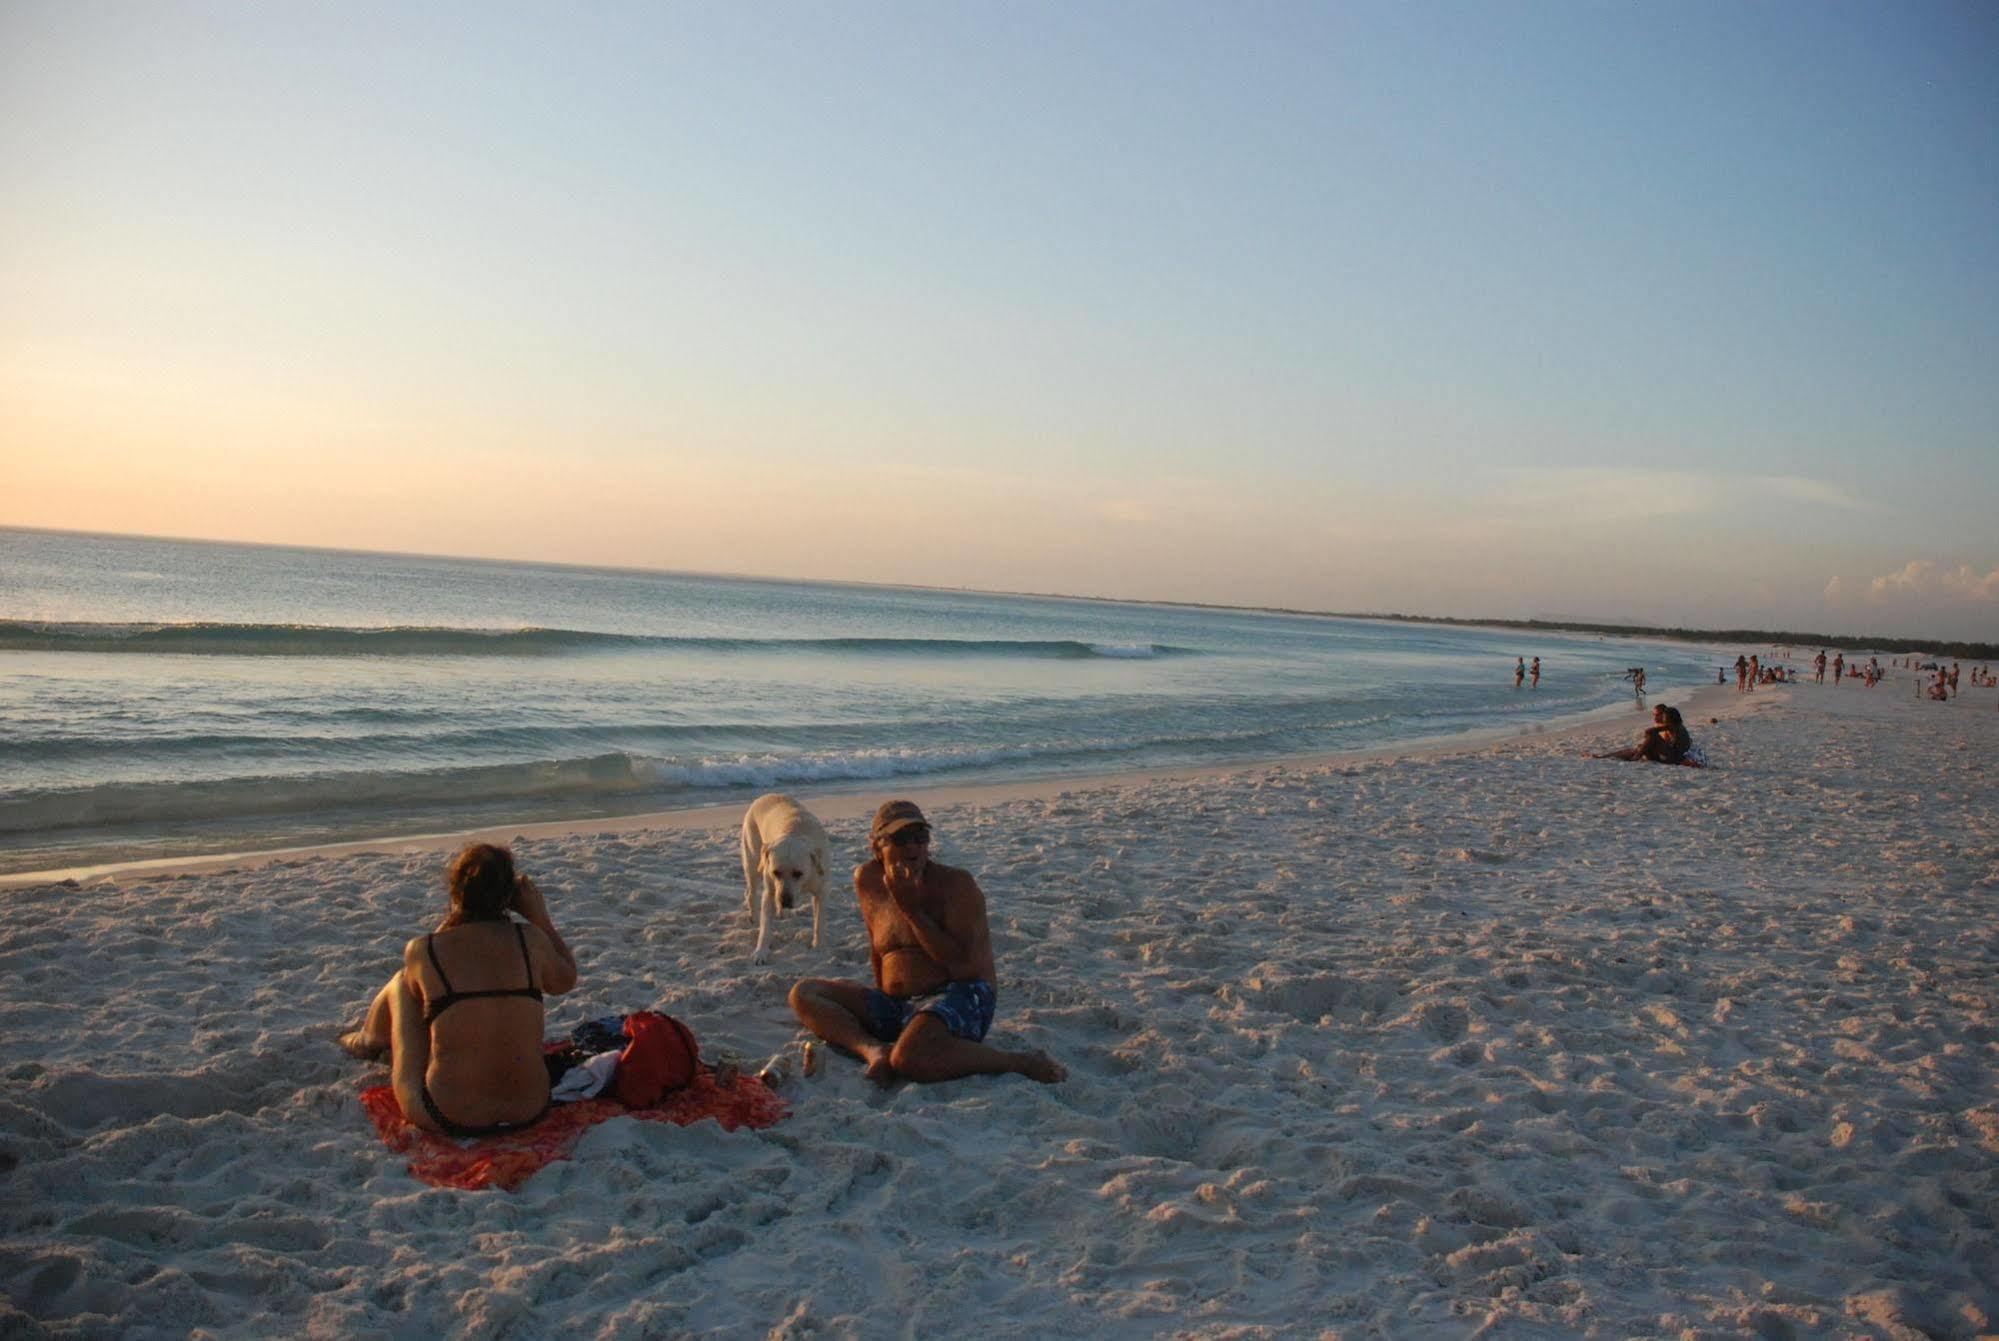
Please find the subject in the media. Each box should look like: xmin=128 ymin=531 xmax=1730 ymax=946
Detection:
xmin=1491 ymin=469 xmax=1864 ymax=523
xmin=1754 ymin=476 xmax=1865 ymax=510
xmin=1825 ymin=560 xmax=1999 ymax=607
xmin=1489 ymin=469 xmax=1710 ymax=520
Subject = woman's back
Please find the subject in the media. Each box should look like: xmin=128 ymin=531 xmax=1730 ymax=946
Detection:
xmin=409 ymin=920 xmax=551 ymax=1126
xmin=345 ymin=845 xmax=576 ymax=1138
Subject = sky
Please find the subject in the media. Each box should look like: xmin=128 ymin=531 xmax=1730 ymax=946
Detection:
xmin=2 ymin=2 xmax=1995 ymax=641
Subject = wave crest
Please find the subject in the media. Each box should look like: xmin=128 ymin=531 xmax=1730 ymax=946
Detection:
xmin=0 ymin=620 xmax=1197 ymax=660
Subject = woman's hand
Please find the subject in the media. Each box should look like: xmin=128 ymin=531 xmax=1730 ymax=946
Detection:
xmin=512 ymin=873 xmax=550 ymax=925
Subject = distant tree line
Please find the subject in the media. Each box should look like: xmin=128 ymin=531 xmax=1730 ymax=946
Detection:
xmin=1329 ymin=613 xmax=1998 ymax=662
xmin=986 ymin=583 xmax=1998 ymax=661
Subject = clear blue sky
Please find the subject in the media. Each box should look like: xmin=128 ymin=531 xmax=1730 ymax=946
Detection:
xmin=3 ymin=2 xmax=1995 ymax=639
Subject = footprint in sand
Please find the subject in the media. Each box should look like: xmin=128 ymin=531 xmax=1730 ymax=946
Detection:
xmin=1415 ymin=1001 xmax=1470 ymax=1043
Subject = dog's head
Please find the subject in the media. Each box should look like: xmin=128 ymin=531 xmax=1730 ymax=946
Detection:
xmin=761 ymin=835 xmax=824 ymax=910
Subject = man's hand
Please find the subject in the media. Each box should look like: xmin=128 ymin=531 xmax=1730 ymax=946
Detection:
xmin=878 ymin=864 xmax=968 ymax=970
xmin=881 ymin=859 xmax=922 ymax=906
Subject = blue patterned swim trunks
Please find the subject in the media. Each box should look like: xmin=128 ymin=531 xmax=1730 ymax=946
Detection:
xmin=861 ymin=979 xmax=996 ymax=1044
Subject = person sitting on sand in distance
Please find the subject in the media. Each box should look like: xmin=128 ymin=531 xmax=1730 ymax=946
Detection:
xmin=788 ymin=800 xmax=1064 ymax=1085
xmin=1596 ymin=704 xmax=1691 ymax=764
xmin=340 ymin=844 xmax=577 ymax=1137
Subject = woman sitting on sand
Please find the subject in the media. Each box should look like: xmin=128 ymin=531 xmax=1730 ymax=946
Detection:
xmin=340 ymin=844 xmax=577 ymax=1137
xmin=1596 ymin=704 xmax=1692 ymax=764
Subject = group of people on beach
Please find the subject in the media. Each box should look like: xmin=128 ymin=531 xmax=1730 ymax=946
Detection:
xmin=340 ymin=800 xmax=1064 ymax=1140
xmin=1730 ymin=653 xmax=1798 ymax=689
xmin=1733 ymin=649 xmax=1991 ymax=705
xmin=1814 ymin=651 xmax=1884 ymax=686
xmin=1926 ymin=662 xmax=1970 ymax=697
xmin=1512 ymin=656 xmax=1540 ymax=688
xmin=1907 ymin=658 xmax=1999 ymax=706
xmin=1926 ymin=665 xmax=1959 ymax=701
xmin=1734 ymin=650 xmax=1893 ymax=690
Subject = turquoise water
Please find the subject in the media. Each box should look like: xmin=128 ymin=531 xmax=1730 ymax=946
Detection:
xmin=0 ymin=528 xmax=1716 ymax=875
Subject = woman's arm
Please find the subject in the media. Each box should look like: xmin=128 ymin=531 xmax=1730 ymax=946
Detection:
xmin=388 ymin=949 xmax=434 ymax=1128
xmin=512 ymin=875 xmax=578 ymax=995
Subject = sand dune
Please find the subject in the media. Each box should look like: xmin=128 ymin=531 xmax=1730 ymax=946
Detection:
xmin=3 ymin=675 xmax=1995 ymax=1338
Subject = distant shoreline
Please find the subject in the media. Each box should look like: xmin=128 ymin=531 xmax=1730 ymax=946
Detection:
xmin=0 ymin=679 xmax=1738 ymax=889
xmin=968 ymin=589 xmax=1999 ymax=662
xmin=6 ymin=522 xmax=1992 ymax=660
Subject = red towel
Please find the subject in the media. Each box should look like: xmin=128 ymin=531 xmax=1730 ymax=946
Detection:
xmin=358 ymin=1072 xmax=789 ymax=1191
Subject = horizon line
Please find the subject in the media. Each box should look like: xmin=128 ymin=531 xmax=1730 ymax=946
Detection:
xmin=2 ymin=521 xmax=1989 ymax=656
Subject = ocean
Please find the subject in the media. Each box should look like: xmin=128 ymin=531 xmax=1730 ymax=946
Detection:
xmin=0 ymin=528 xmax=1719 ymax=877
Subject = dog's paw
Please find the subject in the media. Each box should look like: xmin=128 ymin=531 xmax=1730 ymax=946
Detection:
xmin=752 ymin=947 xmax=772 ymax=965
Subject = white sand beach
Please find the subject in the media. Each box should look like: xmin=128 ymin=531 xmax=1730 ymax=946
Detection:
xmin=3 ymin=673 xmax=1994 ymax=1339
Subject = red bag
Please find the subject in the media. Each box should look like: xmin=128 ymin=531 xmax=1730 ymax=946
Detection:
xmin=613 ymin=1012 xmax=700 ymax=1107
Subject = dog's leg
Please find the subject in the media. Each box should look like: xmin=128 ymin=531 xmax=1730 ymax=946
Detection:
xmin=752 ymin=877 xmax=775 ymax=964
xmin=810 ymin=889 xmax=822 ymax=950
xmin=741 ymin=825 xmax=759 ymax=923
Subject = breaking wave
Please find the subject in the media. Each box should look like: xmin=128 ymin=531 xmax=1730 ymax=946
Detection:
xmin=0 ymin=620 xmax=1197 ymax=660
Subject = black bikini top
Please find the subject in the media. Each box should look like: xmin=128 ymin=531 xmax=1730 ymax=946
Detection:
xmin=423 ymin=922 xmax=543 ymax=1025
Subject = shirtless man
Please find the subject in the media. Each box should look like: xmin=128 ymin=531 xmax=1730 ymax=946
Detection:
xmin=788 ymin=800 xmax=1065 ymax=1085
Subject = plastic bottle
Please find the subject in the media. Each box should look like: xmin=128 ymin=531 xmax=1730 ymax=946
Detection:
xmin=757 ymin=1050 xmax=792 ymax=1088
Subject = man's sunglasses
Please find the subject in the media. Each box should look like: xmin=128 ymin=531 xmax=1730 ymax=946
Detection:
xmin=886 ymin=827 xmax=931 ymax=848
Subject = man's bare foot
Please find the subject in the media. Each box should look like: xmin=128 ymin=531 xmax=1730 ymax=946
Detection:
xmin=1015 ymin=1050 xmax=1066 ymax=1084
xmin=860 ymin=1045 xmax=897 ymax=1085
xmin=338 ymin=1029 xmax=386 ymax=1062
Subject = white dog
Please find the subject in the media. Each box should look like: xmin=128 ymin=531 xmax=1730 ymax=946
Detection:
xmin=740 ymin=793 xmax=829 ymax=964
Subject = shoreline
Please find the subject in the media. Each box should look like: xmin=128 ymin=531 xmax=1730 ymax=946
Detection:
xmin=1 ymin=679 xmax=1742 ymax=890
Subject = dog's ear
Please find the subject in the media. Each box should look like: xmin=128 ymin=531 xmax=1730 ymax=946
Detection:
xmin=810 ymin=849 xmax=825 ymax=879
